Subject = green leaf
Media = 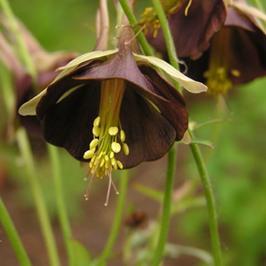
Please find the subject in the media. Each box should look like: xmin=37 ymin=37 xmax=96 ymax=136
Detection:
xmin=134 ymin=183 xmax=163 ymax=203
xmin=69 ymin=240 xmax=91 ymax=266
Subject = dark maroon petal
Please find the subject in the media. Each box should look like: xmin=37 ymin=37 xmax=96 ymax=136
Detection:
xmin=226 ymin=27 xmax=266 ymax=84
xmin=185 ymin=26 xmax=266 ymax=86
xmin=147 ymin=0 xmax=226 ymax=59
xmin=36 ymin=83 xmax=100 ymax=161
xmin=117 ymin=86 xmax=176 ymax=168
xmin=37 ymin=76 xmax=83 ymax=120
xmin=225 ymin=6 xmax=258 ymax=31
xmin=73 ymin=50 xmax=167 ymax=102
xmin=140 ymin=66 xmax=188 ymax=140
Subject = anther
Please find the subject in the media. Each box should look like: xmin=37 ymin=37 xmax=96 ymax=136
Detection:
xmin=120 ymin=130 xmax=126 ymax=142
xmin=93 ymin=116 xmax=101 ymax=127
xmin=89 ymin=139 xmax=99 ymax=149
xmin=108 ymin=126 xmax=119 ymax=136
xmin=83 ymin=149 xmax=95 ymax=159
xmin=111 ymin=142 xmax=121 ymax=153
xmin=122 ymin=143 xmax=129 ymax=155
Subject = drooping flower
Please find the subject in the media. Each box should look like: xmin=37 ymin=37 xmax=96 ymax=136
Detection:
xmin=19 ymin=27 xmax=206 ymax=183
xmin=141 ymin=0 xmax=226 ymax=59
xmin=184 ymin=0 xmax=266 ymax=95
xmin=0 ymin=23 xmax=75 ymax=138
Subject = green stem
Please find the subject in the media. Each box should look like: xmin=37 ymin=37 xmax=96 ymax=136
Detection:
xmin=0 ymin=62 xmax=60 ymax=266
xmin=0 ymin=198 xmax=32 ymax=266
xmin=254 ymin=0 xmax=264 ymax=11
xmin=118 ymin=0 xmax=154 ymax=56
xmin=189 ymin=139 xmax=222 ymax=266
xmin=48 ymin=145 xmax=73 ymax=264
xmin=0 ymin=1 xmax=72 ymax=264
xmin=151 ymin=144 xmax=177 ymax=265
xmin=119 ymin=1 xmax=223 ymax=265
xmin=151 ymin=0 xmax=178 ymax=68
xmin=16 ymin=128 xmax=60 ymax=266
xmin=0 ymin=0 xmax=36 ymax=79
xmin=98 ymin=170 xmax=129 ymax=265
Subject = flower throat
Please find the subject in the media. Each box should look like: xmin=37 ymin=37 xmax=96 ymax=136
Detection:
xmin=83 ymin=79 xmax=129 ymax=179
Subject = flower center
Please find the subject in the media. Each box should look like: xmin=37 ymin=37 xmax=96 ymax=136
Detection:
xmin=83 ymin=79 xmax=129 ymax=179
xmin=204 ymin=29 xmax=241 ymax=95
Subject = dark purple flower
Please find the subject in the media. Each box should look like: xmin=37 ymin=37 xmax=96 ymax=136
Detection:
xmin=19 ymin=29 xmax=207 ymax=178
xmin=141 ymin=0 xmax=226 ymax=59
xmin=184 ymin=1 xmax=266 ymax=94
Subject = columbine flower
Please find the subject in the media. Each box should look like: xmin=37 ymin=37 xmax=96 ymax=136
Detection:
xmin=19 ymin=27 xmax=206 ymax=196
xmin=0 ymin=23 xmax=75 ymax=137
xmin=141 ymin=0 xmax=226 ymax=59
xmin=184 ymin=0 xmax=266 ymax=95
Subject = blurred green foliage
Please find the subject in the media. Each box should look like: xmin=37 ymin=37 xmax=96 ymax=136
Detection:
xmin=0 ymin=0 xmax=266 ymax=265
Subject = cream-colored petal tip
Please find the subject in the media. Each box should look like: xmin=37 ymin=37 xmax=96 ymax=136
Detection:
xmin=18 ymin=89 xmax=47 ymax=116
xmin=134 ymin=53 xmax=208 ymax=93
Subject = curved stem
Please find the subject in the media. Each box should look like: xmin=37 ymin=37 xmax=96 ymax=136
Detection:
xmin=119 ymin=1 xmax=223 ymax=265
xmin=48 ymin=145 xmax=73 ymax=264
xmin=0 ymin=62 xmax=60 ymax=266
xmin=151 ymin=0 xmax=178 ymax=69
xmin=0 ymin=0 xmax=36 ymax=79
xmin=0 ymin=198 xmax=32 ymax=266
xmin=16 ymin=129 xmax=60 ymax=266
xmin=189 ymin=138 xmax=222 ymax=266
xmin=151 ymin=144 xmax=177 ymax=265
xmin=118 ymin=0 xmax=154 ymax=56
xmin=98 ymin=170 xmax=129 ymax=265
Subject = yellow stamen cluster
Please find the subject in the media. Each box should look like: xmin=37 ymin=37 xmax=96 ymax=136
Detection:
xmin=83 ymin=79 xmax=129 ymax=178
xmin=140 ymin=7 xmax=161 ymax=38
xmin=204 ymin=67 xmax=240 ymax=95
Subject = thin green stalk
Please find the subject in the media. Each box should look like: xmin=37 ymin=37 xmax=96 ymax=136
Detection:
xmin=0 ymin=198 xmax=32 ymax=266
xmin=151 ymin=144 xmax=177 ymax=265
xmin=98 ymin=170 xmax=129 ymax=265
xmin=16 ymin=128 xmax=60 ymax=266
xmin=118 ymin=0 xmax=154 ymax=56
xmin=189 ymin=140 xmax=222 ymax=266
xmin=119 ymin=1 xmax=222 ymax=265
xmin=48 ymin=145 xmax=73 ymax=264
xmin=0 ymin=63 xmax=60 ymax=266
xmin=0 ymin=1 xmax=72 ymax=264
xmin=254 ymin=0 xmax=265 ymax=11
xmin=151 ymin=0 xmax=178 ymax=69
xmin=0 ymin=0 xmax=36 ymax=78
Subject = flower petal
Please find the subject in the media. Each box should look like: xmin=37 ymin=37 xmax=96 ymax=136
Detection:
xmin=146 ymin=0 xmax=226 ymax=58
xmin=19 ymin=89 xmax=48 ymax=116
xmin=54 ymin=49 xmax=118 ymax=82
xmin=134 ymin=53 xmax=207 ymax=93
xmin=73 ymin=50 xmax=168 ymax=101
xmin=117 ymin=87 xmax=176 ymax=168
xmin=140 ymin=66 xmax=188 ymax=140
xmin=36 ymin=83 xmax=100 ymax=161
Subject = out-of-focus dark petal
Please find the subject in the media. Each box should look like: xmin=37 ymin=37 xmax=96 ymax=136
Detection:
xmin=140 ymin=66 xmax=188 ymax=140
xmin=225 ymin=7 xmax=258 ymax=31
xmin=117 ymin=85 xmax=176 ymax=168
xmin=37 ymin=83 xmax=100 ymax=161
xmin=226 ymin=27 xmax=266 ymax=83
xmin=147 ymin=0 xmax=226 ymax=59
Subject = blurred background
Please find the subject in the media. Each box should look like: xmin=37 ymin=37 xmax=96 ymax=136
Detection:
xmin=0 ymin=0 xmax=266 ymax=265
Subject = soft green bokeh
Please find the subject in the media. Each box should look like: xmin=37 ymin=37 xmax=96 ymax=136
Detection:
xmin=0 ymin=0 xmax=265 ymax=265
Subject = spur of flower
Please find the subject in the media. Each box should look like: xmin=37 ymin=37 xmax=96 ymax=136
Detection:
xmin=184 ymin=0 xmax=266 ymax=95
xmin=140 ymin=0 xmax=226 ymax=59
xmin=19 ymin=28 xmax=207 ymax=181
